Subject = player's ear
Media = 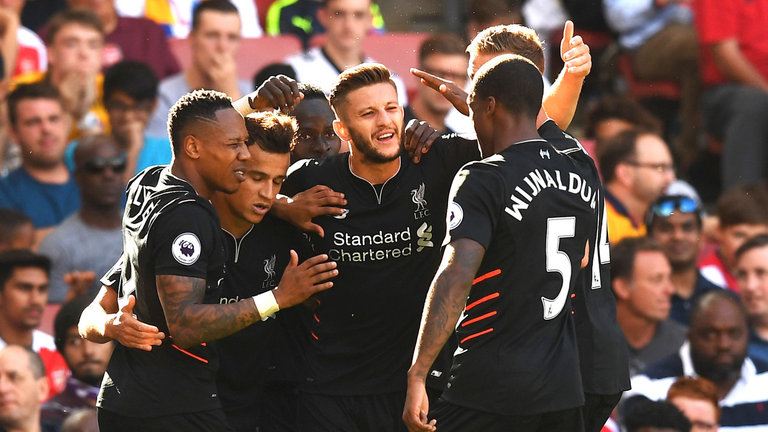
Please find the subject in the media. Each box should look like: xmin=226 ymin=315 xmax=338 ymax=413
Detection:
xmin=317 ymin=5 xmax=329 ymax=28
xmin=333 ymin=119 xmax=351 ymax=142
xmin=615 ymin=162 xmax=633 ymax=187
xmin=183 ymin=135 xmax=201 ymax=160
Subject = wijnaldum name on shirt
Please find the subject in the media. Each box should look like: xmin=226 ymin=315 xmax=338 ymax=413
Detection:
xmin=505 ymin=168 xmax=597 ymax=222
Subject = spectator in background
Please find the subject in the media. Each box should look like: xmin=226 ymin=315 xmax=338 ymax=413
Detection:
xmin=0 ymin=83 xmax=79 ymax=242
xmin=693 ymin=0 xmax=768 ymax=189
xmin=0 ymin=250 xmax=68 ymax=398
xmin=699 ymin=184 xmax=768 ymax=293
xmin=647 ymin=195 xmax=721 ymax=326
xmin=285 ymin=0 xmax=408 ymax=104
xmin=598 ymin=129 xmax=675 ymax=243
xmin=465 ymin=0 xmax=524 ymax=41
xmin=624 ymin=400 xmax=692 ymax=432
xmin=0 ymin=0 xmax=48 ymax=79
xmin=404 ymin=33 xmax=469 ymax=135
xmin=113 ymin=0 xmax=262 ymax=38
xmin=66 ymin=0 xmax=180 ymax=80
xmin=584 ymin=95 xmax=663 ymax=147
xmin=266 ymin=0 xmax=385 ymax=49
xmin=625 ymin=290 xmax=768 ymax=430
xmin=100 ymin=60 xmax=171 ymax=177
xmin=0 ymin=345 xmax=57 ymax=432
xmin=38 ymin=135 xmax=124 ymax=304
xmin=734 ymin=234 xmax=768 ymax=364
xmin=612 ymin=237 xmax=686 ymax=376
xmin=14 ymin=8 xmax=108 ymax=138
xmin=291 ymin=82 xmax=341 ymax=162
xmin=0 ymin=208 xmax=34 ymax=252
xmin=146 ymin=0 xmax=252 ymax=138
xmin=42 ymin=296 xmax=114 ymax=428
xmin=604 ymin=0 xmax=700 ymax=162
xmin=667 ymin=377 xmax=720 ymax=432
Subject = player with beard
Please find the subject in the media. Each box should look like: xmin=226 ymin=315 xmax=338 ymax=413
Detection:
xmin=625 ymin=290 xmax=768 ymax=430
xmin=275 ymin=63 xmax=481 ymax=432
xmin=78 ymin=90 xmax=336 ymax=431
xmin=210 ymin=111 xmax=336 ymax=431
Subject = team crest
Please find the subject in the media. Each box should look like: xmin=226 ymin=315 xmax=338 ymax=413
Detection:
xmin=411 ymin=183 xmax=430 ymax=219
xmin=172 ymin=233 xmax=201 ymax=265
xmin=448 ymin=202 xmax=463 ymax=230
xmin=263 ymin=255 xmax=277 ymax=289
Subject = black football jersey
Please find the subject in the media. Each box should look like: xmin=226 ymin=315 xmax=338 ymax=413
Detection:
xmin=98 ymin=166 xmax=226 ymax=418
xmin=281 ymin=136 xmax=480 ymax=395
xmin=539 ymin=120 xmax=631 ymax=395
xmin=441 ymin=136 xmax=593 ymax=415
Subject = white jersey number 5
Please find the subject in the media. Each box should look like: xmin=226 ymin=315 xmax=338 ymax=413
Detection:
xmin=542 ymin=217 xmax=576 ymax=320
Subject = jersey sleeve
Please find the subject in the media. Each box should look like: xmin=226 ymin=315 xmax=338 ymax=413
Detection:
xmin=100 ymin=254 xmax=124 ymax=292
xmin=149 ymin=204 xmax=220 ymax=279
xmin=445 ymin=163 xmax=505 ymax=249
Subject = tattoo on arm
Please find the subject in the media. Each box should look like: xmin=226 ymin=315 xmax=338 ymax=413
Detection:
xmin=410 ymin=239 xmax=485 ymax=379
xmin=157 ymin=275 xmax=262 ymax=348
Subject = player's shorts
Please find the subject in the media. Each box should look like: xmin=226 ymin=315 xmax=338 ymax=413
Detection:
xmin=297 ymin=391 xmax=408 ymax=432
xmin=97 ymin=407 xmax=233 ymax=432
xmin=429 ymin=399 xmax=585 ymax=432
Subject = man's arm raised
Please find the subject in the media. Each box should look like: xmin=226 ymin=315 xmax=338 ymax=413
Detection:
xmin=403 ymin=239 xmax=485 ymax=432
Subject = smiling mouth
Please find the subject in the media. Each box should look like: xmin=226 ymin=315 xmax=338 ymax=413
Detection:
xmin=234 ymin=169 xmax=245 ymax=180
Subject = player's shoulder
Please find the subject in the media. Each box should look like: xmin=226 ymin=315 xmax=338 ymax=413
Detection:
xmin=287 ymin=152 xmax=346 ymax=179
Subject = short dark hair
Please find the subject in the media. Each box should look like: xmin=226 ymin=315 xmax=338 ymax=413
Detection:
xmin=610 ymin=236 xmax=664 ymax=282
xmin=167 ymin=89 xmax=234 ymax=154
xmin=0 ymin=208 xmax=32 ymax=247
xmin=253 ymin=63 xmax=297 ymax=90
xmin=419 ymin=33 xmax=467 ymax=63
xmin=735 ymin=233 xmax=768 ymax=263
xmin=0 ymin=249 xmax=51 ymax=292
xmin=471 ymin=54 xmax=542 ymax=119
xmin=191 ymin=0 xmax=239 ymax=31
xmin=467 ymin=24 xmax=545 ymax=74
xmin=624 ymin=400 xmax=691 ymax=432
xmin=54 ymin=295 xmax=93 ymax=354
xmin=103 ymin=60 xmax=159 ymax=102
xmin=7 ymin=82 xmax=63 ymax=127
xmin=298 ymin=83 xmax=327 ymax=102
xmin=597 ymin=128 xmax=643 ymax=184
xmin=584 ymin=95 xmax=663 ymax=139
xmin=716 ymin=183 xmax=768 ymax=228
xmin=329 ymin=63 xmax=396 ymax=119
xmin=245 ymin=111 xmax=297 ymax=153
xmin=45 ymin=8 xmax=104 ymax=45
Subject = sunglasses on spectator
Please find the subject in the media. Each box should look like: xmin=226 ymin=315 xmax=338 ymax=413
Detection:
xmin=651 ymin=196 xmax=699 ymax=218
xmin=82 ymin=155 xmax=127 ymax=174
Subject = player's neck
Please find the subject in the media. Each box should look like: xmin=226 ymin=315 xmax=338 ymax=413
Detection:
xmin=751 ymin=315 xmax=768 ymax=340
xmin=348 ymin=153 xmax=400 ymax=185
xmin=616 ymin=305 xmax=658 ymax=350
xmin=492 ymin=118 xmax=540 ymax=155
xmin=170 ymin=161 xmax=212 ymax=199
xmin=214 ymin=201 xmax=254 ymax=239
xmin=669 ymin=266 xmax=697 ymax=299
xmin=0 ymin=318 xmax=33 ymax=348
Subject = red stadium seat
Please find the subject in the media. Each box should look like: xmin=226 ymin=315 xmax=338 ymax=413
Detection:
xmin=168 ymin=34 xmax=304 ymax=81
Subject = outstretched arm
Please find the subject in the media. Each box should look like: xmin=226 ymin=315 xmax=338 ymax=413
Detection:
xmin=541 ymin=20 xmax=592 ymax=130
xmin=403 ymin=239 xmax=485 ymax=432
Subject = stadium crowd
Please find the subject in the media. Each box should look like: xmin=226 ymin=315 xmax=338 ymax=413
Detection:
xmin=0 ymin=0 xmax=767 ymax=431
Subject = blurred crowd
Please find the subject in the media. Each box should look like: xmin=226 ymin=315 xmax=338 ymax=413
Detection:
xmin=0 ymin=0 xmax=767 ymax=431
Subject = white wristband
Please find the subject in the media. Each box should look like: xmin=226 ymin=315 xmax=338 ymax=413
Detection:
xmin=252 ymin=290 xmax=280 ymax=321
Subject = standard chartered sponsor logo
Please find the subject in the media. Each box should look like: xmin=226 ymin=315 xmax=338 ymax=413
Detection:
xmin=329 ymin=224 xmax=435 ymax=262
